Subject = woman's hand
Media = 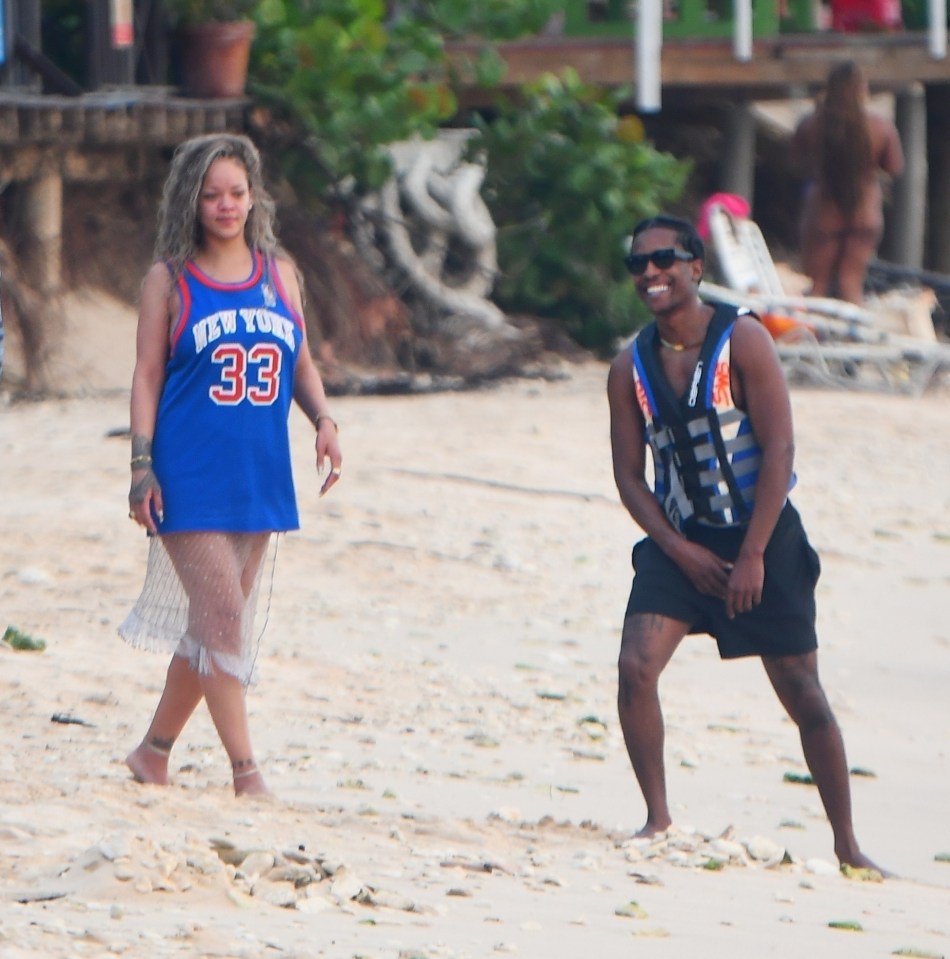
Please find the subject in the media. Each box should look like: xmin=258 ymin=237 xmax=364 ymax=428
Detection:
xmin=316 ymin=418 xmax=342 ymax=497
xmin=128 ymin=467 xmax=164 ymax=534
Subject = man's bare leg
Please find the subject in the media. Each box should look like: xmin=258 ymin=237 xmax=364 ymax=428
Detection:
xmin=763 ymin=651 xmax=886 ymax=874
xmin=617 ymin=613 xmax=687 ymax=837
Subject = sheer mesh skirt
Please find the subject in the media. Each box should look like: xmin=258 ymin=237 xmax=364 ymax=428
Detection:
xmin=119 ymin=532 xmax=277 ymax=687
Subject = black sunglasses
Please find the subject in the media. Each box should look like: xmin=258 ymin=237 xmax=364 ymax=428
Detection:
xmin=625 ymin=247 xmax=695 ymax=275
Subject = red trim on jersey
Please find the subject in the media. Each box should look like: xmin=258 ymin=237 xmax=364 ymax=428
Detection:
xmin=184 ymin=251 xmax=264 ymax=291
xmin=169 ymin=271 xmax=191 ymax=355
xmin=268 ymin=256 xmax=305 ymax=331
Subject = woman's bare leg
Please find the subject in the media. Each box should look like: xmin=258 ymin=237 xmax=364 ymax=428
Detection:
xmin=800 ymin=223 xmax=839 ymax=299
xmin=836 ymin=227 xmax=880 ymax=305
xmin=126 ymin=653 xmax=202 ymax=784
xmin=132 ymin=531 xmax=272 ymax=796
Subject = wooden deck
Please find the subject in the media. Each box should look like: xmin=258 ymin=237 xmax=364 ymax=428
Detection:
xmin=0 ymin=88 xmax=247 ymax=181
xmin=448 ymin=30 xmax=950 ymax=103
xmin=2 ymin=27 xmax=948 ymax=289
xmin=0 ymin=86 xmax=248 ymax=293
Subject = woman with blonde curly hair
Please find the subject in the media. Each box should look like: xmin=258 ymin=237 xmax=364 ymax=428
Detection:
xmin=121 ymin=134 xmax=342 ymax=797
xmin=791 ymin=60 xmax=904 ymax=304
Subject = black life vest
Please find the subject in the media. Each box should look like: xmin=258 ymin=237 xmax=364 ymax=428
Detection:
xmin=631 ymin=305 xmax=762 ymax=530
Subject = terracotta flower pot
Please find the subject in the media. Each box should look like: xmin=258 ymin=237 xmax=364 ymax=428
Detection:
xmin=179 ymin=20 xmax=255 ymax=99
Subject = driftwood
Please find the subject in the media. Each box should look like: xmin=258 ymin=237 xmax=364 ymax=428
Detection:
xmin=361 ymin=131 xmax=513 ymax=334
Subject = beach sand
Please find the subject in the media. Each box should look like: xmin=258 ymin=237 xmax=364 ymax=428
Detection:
xmin=1 ymin=290 xmax=948 ymax=958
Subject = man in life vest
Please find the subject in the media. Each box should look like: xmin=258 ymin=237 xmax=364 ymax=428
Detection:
xmin=606 ymin=213 xmax=884 ymax=874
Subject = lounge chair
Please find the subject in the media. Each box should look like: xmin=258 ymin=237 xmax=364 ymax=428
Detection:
xmin=699 ymin=200 xmax=950 ymax=394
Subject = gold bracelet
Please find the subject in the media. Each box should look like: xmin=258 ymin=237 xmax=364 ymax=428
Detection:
xmin=315 ymin=413 xmax=339 ymax=434
xmin=130 ymin=456 xmax=153 ymax=469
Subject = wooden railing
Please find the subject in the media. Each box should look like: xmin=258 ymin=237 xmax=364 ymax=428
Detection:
xmin=562 ymin=0 xmax=819 ymax=39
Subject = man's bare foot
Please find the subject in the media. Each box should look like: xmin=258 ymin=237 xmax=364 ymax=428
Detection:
xmin=838 ymin=848 xmax=892 ymax=879
xmin=634 ymin=817 xmax=672 ymax=840
xmin=126 ymin=743 xmax=170 ymax=785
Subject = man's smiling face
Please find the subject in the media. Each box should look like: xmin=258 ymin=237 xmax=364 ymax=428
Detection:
xmin=629 ymin=227 xmax=702 ymax=316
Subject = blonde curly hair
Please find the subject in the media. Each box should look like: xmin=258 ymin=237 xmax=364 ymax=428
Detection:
xmin=154 ymin=134 xmax=284 ymax=277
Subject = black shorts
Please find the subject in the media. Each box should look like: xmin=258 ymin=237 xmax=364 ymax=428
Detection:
xmin=624 ymin=502 xmax=821 ymax=660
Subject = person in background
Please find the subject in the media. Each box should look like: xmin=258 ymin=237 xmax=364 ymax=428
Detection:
xmin=121 ymin=134 xmax=342 ymax=797
xmin=607 ymin=213 xmax=884 ymax=873
xmin=791 ymin=60 xmax=903 ymax=305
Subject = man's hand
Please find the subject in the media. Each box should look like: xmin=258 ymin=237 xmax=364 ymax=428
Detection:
xmin=725 ymin=552 xmax=765 ymax=619
xmin=674 ymin=540 xmax=734 ymax=600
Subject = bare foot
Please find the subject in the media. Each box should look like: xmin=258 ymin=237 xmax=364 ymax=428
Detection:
xmin=234 ymin=769 xmax=272 ymax=798
xmin=126 ymin=744 xmax=169 ymax=785
xmin=231 ymin=759 xmax=271 ymax=797
xmin=838 ymin=848 xmax=892 ymax=879
xmin=634 ymin=818 xmax=672 ymax=839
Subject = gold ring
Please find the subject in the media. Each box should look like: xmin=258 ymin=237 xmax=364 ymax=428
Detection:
xmin=331 ymin=467 xmax=342 ymax=476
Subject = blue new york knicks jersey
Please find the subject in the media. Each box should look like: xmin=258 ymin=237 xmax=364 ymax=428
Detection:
xmin=152 ymin=252 xmax=304 ymax=533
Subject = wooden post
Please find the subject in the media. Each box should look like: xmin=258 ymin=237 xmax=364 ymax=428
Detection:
xmin=927 ymin=85 xmax=950 ymax=273
xmin=929 ymin=0 xmax=947 ymax=58
xmin=882 ymin=84 xmax=927 ymax=270
xmin=87 ymin=0 xmax=134 ymax=89
xmin=23 ymin=169 xmax=63 ymax=294
xmin=734 ymin=0 xmax=753 ymax=62
xmin=0 ymin=0 xmax=7 ymax=71
xmin=635 ymin=0 xmax=662 ymax=112
xmin=720 ymin=101 xmax=756 ymax=208
xmin=5 ymin=0 xmax=41 ymax=89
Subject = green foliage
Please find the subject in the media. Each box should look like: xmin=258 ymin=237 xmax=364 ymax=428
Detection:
xmin=246 ymin=3 xmax=690 ymax=351
xmin=469 ymin=70 xmax=690 ymax=352
xmin=399 ymin=0 xmax=560 ymax=39
xmin=166 ymin=0 xmax=258 ymax=24
xmin=40 ymin=0 xmax=87 ymax=86
xmin=250 ymin=0 xmax=456 ymax=195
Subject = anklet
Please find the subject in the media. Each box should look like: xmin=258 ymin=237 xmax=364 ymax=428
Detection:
xmin=232 ymin=758 xmax=258 ymax=780
xmin=147 ymin=737 xmax=174 ymax=757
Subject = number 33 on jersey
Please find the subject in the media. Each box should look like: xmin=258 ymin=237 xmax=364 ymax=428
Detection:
xmin=151 ymin=252 xmax=305 ymax=533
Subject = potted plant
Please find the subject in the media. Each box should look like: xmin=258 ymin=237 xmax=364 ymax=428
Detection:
xmin=167 ymin=0 xmax=258 ymax=99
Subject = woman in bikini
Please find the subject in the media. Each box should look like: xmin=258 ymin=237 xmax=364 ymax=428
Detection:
xmin=791 ymin=60 xmax=904 ymax=305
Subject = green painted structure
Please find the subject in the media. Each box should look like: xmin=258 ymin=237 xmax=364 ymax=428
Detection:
xmin=562 ymin=0 xmax=820 ymax=39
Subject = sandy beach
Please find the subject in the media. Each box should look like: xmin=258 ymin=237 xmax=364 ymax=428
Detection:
xmin=1 ymin=290 xmax=948 ymax=958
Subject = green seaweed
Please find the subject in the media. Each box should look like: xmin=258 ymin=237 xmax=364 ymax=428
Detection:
xmin=783 ymin=771 xmax=815 ymax=785
xmin=2 ymin=625 xmax=46 ymax=652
